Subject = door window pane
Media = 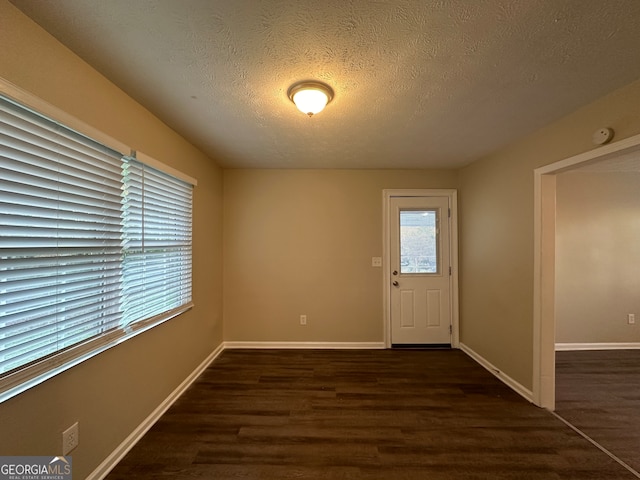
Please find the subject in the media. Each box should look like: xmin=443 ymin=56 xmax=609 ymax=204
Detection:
xmin=400 ymin=209 xmax=438 ymax=274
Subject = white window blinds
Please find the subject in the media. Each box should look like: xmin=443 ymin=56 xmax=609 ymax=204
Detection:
xmin=0 ymin=96 xmax=124 ymax=375
xmin=0 ymin=94 xmax=194 ymax=389
xmin=122 ymin=158 xmax=193 ymax=327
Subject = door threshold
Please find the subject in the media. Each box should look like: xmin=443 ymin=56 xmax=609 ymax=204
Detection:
xmin=391 ymin=344 xmax=452 ymax=350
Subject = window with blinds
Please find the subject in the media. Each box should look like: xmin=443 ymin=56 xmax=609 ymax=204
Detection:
xmin=0 ymin=94 xmax=193 ymax=394
xmin=121 ymin=158 xmax=193 ymax=327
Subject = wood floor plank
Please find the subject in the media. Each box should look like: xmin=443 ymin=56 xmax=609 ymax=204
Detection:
xmin=556 ymin=349 xmax=640 ymax=475
xmin=106 ymin=349 xmax=636 ymax=479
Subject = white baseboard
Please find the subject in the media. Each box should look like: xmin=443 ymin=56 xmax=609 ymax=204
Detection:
xmin=555 ymin=342 xmax=640 ymax=351
xmin=459 ymin=343 xmax=533 ymax=403
xmin=87 ymin=342 xmax=225 ymax=480
xmin=224 ymin=341 xmax=386 ymax=349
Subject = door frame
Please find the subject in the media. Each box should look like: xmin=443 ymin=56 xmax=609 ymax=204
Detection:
xmin=383 ymin=189 xmax=459 ymax=348
xmin=533 ymin=132 xmax=640 ymax=409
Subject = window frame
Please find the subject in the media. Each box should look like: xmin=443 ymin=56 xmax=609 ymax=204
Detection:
xmin=0 ymin=79 xmax=196 ymax=403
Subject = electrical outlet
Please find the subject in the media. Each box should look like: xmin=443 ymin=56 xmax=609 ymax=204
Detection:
xmin=62 ymin=422 xmax=79 ymax=455
xmin=628 ymin=314 xmax=635 ymax=325
xmin=300 ymin=314 xmax=307 ymax=325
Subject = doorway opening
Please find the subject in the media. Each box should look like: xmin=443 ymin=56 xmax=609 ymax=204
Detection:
xmin=533 ymin=132 xmax=640 ymax=409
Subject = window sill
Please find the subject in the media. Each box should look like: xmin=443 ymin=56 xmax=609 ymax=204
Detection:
xmin=0 ymin=303 xmax=194 ymax=404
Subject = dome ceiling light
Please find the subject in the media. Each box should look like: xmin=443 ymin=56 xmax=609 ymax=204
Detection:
xmin=287 ymin=81 xmax=334 ymax=117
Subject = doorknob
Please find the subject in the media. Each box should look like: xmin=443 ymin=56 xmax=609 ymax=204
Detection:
xmin=392 ymin=281 xmax=399 ymax=287
xmin=392 ymin=270 xmax=398 ymax=276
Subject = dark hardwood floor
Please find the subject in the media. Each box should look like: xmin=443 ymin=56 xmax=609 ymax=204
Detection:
xmin=106 ymin=349 xmax=635 ymax=479
xmin=556 ymin=349 xmax=640 ymax=475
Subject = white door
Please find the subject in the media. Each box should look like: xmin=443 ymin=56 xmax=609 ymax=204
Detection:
xmin=389 ymin=196 xmax=452 ymax=345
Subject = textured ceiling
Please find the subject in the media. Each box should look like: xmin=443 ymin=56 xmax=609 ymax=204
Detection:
xmin=9 ymin=0 xmax=640 ymax=169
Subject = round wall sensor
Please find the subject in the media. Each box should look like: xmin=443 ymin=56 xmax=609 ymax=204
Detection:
xmin=592 ymin=127 xmax=614 ymax=145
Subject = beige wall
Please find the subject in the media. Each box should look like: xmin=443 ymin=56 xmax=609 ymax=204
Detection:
xmin=0 ymin=2 xmax=223 ymax=478
xmin=459 ymin=77 xmax=640 ymax=390
xmin=223 ymin=169 xmax=458 ymax=342
xmin=556 ymin=171 xmax=640 ymax=344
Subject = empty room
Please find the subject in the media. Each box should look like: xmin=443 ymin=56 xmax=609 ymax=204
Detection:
xmin=2 ymin=1 xmax=640 ymax=479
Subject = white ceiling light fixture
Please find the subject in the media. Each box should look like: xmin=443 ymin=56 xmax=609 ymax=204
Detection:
xmin=287 ymin=81 xmax=334 ymax=116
